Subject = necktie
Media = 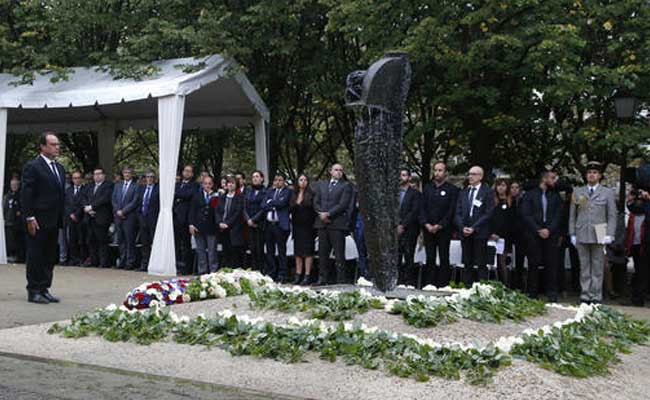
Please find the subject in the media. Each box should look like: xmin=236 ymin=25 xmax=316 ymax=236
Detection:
xmin=329 ymin=180 xmax=336 ymax=191
xmin=142 ymin=186 xmax=152 ymax=214
xmin=469 ymin=187 xmax=476 ymax=217
xmin=589 ymin=187 xmax=594 ymax=196
xmin=541 ymin=191 xmax=548 ymax=223
xmin=272 ymin=189 xmax=280 ymax=221
xmin=94 ymin=183 xmax=99 ymax=195
xmin=205 ymin=192 xmax=209 ymax=204
xmin=74 ymin=186 xmax=78 ymax=196
xmin=49 ymin=161 xmax=60 ymax=185
xmin=122 ymin=182 xmax=129 ymax=203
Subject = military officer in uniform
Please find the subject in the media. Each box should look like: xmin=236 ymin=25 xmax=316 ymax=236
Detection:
xmin=569 ymin=161 xmax=617 ymax=304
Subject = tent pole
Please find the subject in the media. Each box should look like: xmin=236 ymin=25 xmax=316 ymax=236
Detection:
xmin=254 ymin=116 xmax=269 ymax=180
xmin=0 ymin=109 xmax=8 ymax=264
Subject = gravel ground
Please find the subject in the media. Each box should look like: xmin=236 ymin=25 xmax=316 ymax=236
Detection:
xmin=1 ymin=295 xmax=649 ymax=400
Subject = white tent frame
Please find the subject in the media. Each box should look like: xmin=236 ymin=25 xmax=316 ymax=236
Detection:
xmin=0 ymin=55 xmax=270 ymax=275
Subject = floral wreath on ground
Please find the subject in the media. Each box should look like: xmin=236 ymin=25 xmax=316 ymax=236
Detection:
xmin=123 ymin=269 xmax=273 ymax=309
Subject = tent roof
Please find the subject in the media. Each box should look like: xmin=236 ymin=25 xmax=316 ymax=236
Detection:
xmin=0 ymin=55 xmax=269 ymax=133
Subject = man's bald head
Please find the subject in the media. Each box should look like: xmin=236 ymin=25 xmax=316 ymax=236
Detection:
xmin=468 ymin=166 xmax=484 ymax=186
xmin=330 ymin=164 xmax=344 ymax=180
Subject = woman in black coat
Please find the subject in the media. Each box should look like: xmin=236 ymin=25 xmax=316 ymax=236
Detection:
xmin=290 ymin=174 xmax=317 ymax=285
xmin=215 ymin=176 xmax=245 ymax=269
xmin=490 ymin=178 xmax=515 ymax=283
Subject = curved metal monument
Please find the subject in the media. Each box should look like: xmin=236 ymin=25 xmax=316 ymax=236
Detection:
xmin=345 ymin=53 xmax=411 ymax=292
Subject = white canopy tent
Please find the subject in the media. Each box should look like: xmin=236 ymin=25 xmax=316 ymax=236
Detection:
xmin=0 ymin=55 xmax=270 ymax=275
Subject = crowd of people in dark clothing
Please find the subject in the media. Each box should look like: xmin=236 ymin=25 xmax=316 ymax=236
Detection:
xmin=5 ymin=158 xmax=650 ymax=307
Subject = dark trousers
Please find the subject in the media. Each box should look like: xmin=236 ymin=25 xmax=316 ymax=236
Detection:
xmin=248 ymin=224 xmax=266 ymax=272
xmin=138 ymin=215 xmax=155 ymax=269
xmin=423 ymin=229 xmax=452 ymax=287
xmin=264 ymin=223 xmax=289 ymax=280
xmin=5 ymin=225 xmax=25 ymax=262
xmin=510 ymin=231 xmax=527 ymax=290
xmin=222 ymin=234 xmax=244 ymax=269
xmin=398 ymin=230 xmax=419 ymax=286
xmin=88 ymin=222 xmax=110 ymax=267
xmin=174 ymin=220 xmax=193 ymax=274
xmin=115 ymin=215 xmax=137 ymax=268
xmin=631 ymin=244 xmax=649 ymax=305
xmin=525 ymin=234 xmax=560 ymax=300
xmin=25 ymin=227 xmax=58 ymax=292
xmin=66 ymin=222 xmax=84 ymax=264
xmin=461 ymin=235 xmax=488 ymax=286
xmin=318 ymin=228 xmax=347 ymax=283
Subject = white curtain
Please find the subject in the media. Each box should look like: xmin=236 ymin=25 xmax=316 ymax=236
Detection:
xmin=0 ymin=109 xmax=7 ymax=264
xmin=148 ymin=95 xmax=185 ymax=275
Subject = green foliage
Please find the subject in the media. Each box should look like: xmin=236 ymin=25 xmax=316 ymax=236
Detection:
xmin=512 ymin=306 xmax=650 ymax=377
xmin=248 ymin=287 xmax=375 ymax=321
xmin=389 ymin=282 xmax=547 ymax=328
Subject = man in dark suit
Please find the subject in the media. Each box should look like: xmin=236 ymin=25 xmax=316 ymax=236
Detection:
xmin=262 ymin=173 xmax=292 ymax=282
xmin=519 ymin=170 xmax=563 ymax=302
xmin=20 ymin=131 xmax=66 ymax=304
xmin=136 ymin=170 xmax=160 ymax=272
xmin=83 ymin=167 xmax=114 ymax=268
xmin=397 ymin=168 xmax=422 ymax=286
xmin=314 ymin=164 xmax=354 ymax=285
xmin=111 ymin=166 xmax=140 ymax=270
xmin=455 ymin=166 xmax=495 ymax=286
xmin=63 ymin=171 xmax=85 ymax=266
xmin=173 ymin=165 xmax=198 ymax=274
xmin=420 ymin=162 xmax=460 ymax=287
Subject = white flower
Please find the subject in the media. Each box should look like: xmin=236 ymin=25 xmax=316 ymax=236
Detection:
xmin=199 ymin=290 xmax=207 ymax=299
xmin=421 ymin=285 xmax=438 ymax=291
xmin=182 ymin=294 xmax=191 ymax=303
xmin=356 ymin=277 xmax=374 ymax=287
xmin=214 ymin=286 xmax=227 ymax=298
xmin=105 ymin=304 xmax=118 ymax=311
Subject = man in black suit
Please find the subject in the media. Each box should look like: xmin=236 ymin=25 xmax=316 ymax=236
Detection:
xmin=314 ymin=164 xmax=354 ymax=285
xmin=63 ymin=171 xmax=85 ymax=266
xmin=112 ymin=166 xmax=140 ymax=270
xmin=519 ymin=170 xmax=563 ymax=302
xmin=455 ymin=166 xmax=495 ymax=286
xmin=20 ymin=131 xmax=66 ymax=304
xmin=262 ymin=173 xmax=292 ymax=282
xmin=83 ymin=167 xmax=114 ymax=268
xmin=397 ymin=168 xmax=422 ymax=286
xmin=173 ymin=165 xmax=198 ymax=274
xmin=420 ymin=162 xmax=460 ymax=287
xmin=136 ymin=170 xmax=160 ymax=271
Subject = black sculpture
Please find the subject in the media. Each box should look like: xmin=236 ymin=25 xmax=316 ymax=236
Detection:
xmin=346 ymin=53 xmax=411 ymax=292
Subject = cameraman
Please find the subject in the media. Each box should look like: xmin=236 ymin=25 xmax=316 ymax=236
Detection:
xmin=627 ymin=188 xmax=650 ymax=306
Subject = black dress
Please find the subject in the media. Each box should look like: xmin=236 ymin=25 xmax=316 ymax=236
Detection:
xmin=291 ymin=189 xmax=317 ymax=257
xmin=491 ymin=198 xmax=515 ymax=242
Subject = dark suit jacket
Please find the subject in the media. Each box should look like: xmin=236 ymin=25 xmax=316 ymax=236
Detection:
xmin=64 ymin=186 xmax=84 ymax=224
xmin=174 ymin=180 xmax=199 ymax=225
xmin=244 ymin=186 xmax=268 ymax=223
xmin=399 ymin=187 xmax=421 ymax=234
xmin=136 ymin=184 xmax=160 ymax=227
xmin=420 ymin=181 xmax=459 ymax=231
xmin=20 ymin=156 xmax=66 ymax=229
xmin=455 ymin=183 xmax=495 ymax=240
xmin=215 ymin=194 xmax=245 ymax=247
xmin=520 ymin=186 xmax=564 ymax=238
xmin=83 ymin=181 xmax=114 ymax=226
xmin=188 ymin=191 xmax=217 ymax=235
xmin=262 ymin=186 xmax=292 ymax=232
xmin=313 ymin=180 xmax=353 ymax=230
xmin=112 ymin=179 xmax=140 ymax=219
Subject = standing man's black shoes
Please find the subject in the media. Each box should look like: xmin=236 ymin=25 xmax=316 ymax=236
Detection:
xmin=28 ymin=292 xmax=50 ymax=304
xmin=42 ymin=290 xmax=60 ymax=303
